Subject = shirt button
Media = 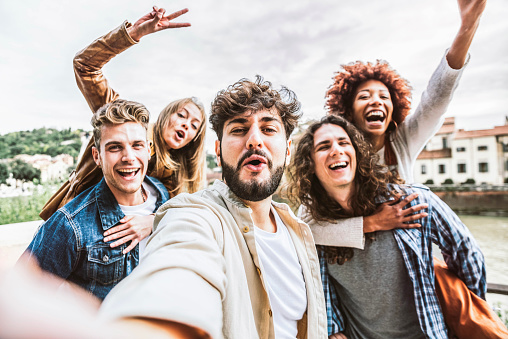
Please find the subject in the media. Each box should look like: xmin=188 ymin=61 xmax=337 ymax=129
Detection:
xmin=243 ymin=226 xmax=250 ymax=233
xmin=268 ymin=309 xmax=273 ymax=317
xmin=102 ymin=255 xmax=109 ymax=262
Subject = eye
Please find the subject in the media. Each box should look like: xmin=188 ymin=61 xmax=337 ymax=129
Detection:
xmin=231 ymin=127 xmax=247 ymax=135
xmin=262 ymin=127 xmax=277 ymax=134
xmin=133 ymin=142 xmax=145 ymax=149
xmin=108 ymin=145 xmax=121 ymax=151
xmin=191 ymin=124 xmax=198 ymax=130
xmin=316 ymin=144 xmax=330 ymax=152
xmin=177 ymin=112 xmax=185 ymax=118
xmin=358 ymin=95 xmax=369 ymax=100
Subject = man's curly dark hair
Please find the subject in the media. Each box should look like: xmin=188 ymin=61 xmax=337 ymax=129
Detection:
xmin=210 ymin=75 xmax=301 ymax=141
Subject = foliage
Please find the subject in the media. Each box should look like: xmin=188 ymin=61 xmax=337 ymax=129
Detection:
xmin=0 ymin=163 xmax=8 ymax=184
xmin=0 ymin=127 xmax=83 ymax=159
xmin=442 ymin=178 xmax=454 ymax=185
xmin=424 ymin=179 xmax=434 ymax=185
xmin=0 ymin=185 xmax=55 ymax=224
xmin=10 ymin=159 xmax=41 ymax=182
xmin=493 ymin=302 xmax=508 ymax=328
xmin=206 ymin=153 xmax=217 ymax=169
xmin=463 ymin=178 xmax=476 ymax=185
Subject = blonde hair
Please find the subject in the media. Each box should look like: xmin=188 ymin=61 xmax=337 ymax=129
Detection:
xmin=152 ymin=97 xmax=206 ymax=196
xmin=92 ymin=99 xmax=149 ymax=149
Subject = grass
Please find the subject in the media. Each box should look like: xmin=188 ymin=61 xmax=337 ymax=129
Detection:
xmin=0 ymin=185 xmax=56 ymax=224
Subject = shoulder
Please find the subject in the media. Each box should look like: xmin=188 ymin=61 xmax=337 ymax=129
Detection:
xmin=59 ymin=184 xmax=98 ymax=219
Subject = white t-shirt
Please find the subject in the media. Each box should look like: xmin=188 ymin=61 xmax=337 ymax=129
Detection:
xmin=254 ymin=206 xmax=307 ymax=338
xmin=118 ymin=182 xmax=157 ymax=258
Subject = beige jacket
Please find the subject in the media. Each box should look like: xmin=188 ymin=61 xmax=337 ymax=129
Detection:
xmin=100 ymin=180 xmax=327 ymax=339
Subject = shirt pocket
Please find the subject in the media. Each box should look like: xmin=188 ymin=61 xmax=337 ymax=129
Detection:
xmin=87 ymin=244 xmax=125 ymax=285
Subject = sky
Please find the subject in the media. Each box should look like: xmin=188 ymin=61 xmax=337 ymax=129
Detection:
xmin=1 ymin=0 xmax=507 ymax=152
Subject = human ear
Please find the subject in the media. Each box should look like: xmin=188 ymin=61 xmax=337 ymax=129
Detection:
xmin=214 ymin=140 xmax=221 ymax=167
xmin=285 ymin=139 xmax=292 ymax=166
xmin=92 ymin=146 xmax=101 ymax=167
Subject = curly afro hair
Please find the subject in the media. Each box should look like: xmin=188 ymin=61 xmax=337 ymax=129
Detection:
xmin=326 ymin=60 xmax=412 ymax=126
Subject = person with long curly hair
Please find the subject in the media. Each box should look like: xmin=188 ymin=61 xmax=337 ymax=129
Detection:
xmin=287 ymin=115 xmax=490 ymax=338
xmin=301 ymin=0 xmax=487 ymax=260
xmin=39 ymin=7 xmax=207 ymax=254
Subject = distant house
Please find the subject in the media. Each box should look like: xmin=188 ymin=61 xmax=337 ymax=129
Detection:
xmin=414 ymin=117 xmax=508 ymax=185
xmin=14 ymin=154 xmax=74 ymax=183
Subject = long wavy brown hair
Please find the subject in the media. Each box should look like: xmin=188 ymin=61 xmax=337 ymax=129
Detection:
xmin=151 ymin=97 xmax=206 ymax=196
xmin=287 ymin=115 xmax=401 ymax=264
xmin=326 ymin=60 xmax=412 ymax=165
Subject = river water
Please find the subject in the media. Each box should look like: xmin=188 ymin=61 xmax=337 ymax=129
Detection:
xmin=458 ymin=215 xmax=508 ymax=307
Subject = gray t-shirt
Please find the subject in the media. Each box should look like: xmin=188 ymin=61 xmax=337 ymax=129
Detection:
xmin=328 ymin=230 xmax=425 ymax=339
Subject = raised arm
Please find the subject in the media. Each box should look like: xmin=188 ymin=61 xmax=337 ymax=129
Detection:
xmin=73 ymin=7 xmax=190 ymax=113
xmin=446 ymin=0 xmax=486 ymax=69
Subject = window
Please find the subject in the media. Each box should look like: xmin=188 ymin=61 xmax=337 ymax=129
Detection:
xmin=503 ymin=144 xmax=508 ymax=152
xmin=456 ymin=147 xmax=466 ymax=152
xmin=421 ymin=165 xmax=427 ymax=175
xmin=479 ymin=162 xmax=488 ymax=173
xmin=478 ymin=145 xmax=488 ymax=151
xmin=505 ymin=160 xmax=508 ymax=171
xmin=442 ymin=137 xmax=448 ymax=149
xmin=438 ymin=164 xmax=446 ymax=174
xmin=457 ymin=163 xmax=466 ymax=173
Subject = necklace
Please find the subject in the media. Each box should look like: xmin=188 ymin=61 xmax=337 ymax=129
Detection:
xmin=141 ymin=185 xmax=146 ymax=203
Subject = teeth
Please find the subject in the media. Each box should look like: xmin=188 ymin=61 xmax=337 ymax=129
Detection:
xmin=330 ymin=161 xmax=347 ymax=169
xmin=367 ymin=111 xmax=384 ymax=118
xmin=117 ymin=169 xmax=138 ymax=173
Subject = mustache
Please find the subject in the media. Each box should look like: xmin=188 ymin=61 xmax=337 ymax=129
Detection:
xmin=237 ymin=149 xmax=272 ymax=170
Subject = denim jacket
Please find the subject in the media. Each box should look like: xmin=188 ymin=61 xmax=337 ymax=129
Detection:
xmin=27 ymin=176 xmax=169 ymax=300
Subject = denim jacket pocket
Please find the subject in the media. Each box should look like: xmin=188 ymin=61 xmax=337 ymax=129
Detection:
xmin=87 ymin=244 xmax=125 ymax=285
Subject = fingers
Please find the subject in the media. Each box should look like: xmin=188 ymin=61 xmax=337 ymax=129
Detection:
xmin=104 ymin=228 xmax=132 ymax=243
xmin=397 ymin=193 xmax=419 ymax=207
xmin=109 ymin=234 xmax=135 ymax=248
xmin=123 ymin=239 xmax=140 ymax=254
xmin=103 ymin=223 xmax=130 ymax=239
xmin=164 ymin=8 xmax=189 ymax=21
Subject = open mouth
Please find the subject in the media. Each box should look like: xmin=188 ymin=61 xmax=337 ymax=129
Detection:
xmin=366 ymin=111 xmax=386 ymax=123
xmin=117 ymin=168 xmax=140 ymax=179
xmin=176 ymin=130 xmax=185 ymax=139
xmin=242 ymin=155 xmax=268 ymax=170
xmin=329 ymin=161 xmax=348 ymax=170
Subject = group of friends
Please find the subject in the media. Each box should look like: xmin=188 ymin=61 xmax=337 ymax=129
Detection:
xmin=1 ymin=0 xmax=507 ymax=338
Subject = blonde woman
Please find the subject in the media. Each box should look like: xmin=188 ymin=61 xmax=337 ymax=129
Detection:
xmin=41 ymin=7 xmax=206 ymax=253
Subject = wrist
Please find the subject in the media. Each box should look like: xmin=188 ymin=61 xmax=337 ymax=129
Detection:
xmin=126 ymin=25 xmax=142 ymax=42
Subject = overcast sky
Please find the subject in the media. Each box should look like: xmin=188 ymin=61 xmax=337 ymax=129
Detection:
xmin=1 ymin=0 xmax=507 ymax=151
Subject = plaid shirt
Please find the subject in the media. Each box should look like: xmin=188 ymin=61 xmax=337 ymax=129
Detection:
xmin=320 ymin=184 xmax=487 ymax=338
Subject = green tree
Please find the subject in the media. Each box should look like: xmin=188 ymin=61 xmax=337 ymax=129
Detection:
xmin=0 ymin=163 xmax=9 ymax=184
xmin=10 ymin=159 xmax=41 ymax=182
xmin=206 ymin=153 xmax=217 ymax=170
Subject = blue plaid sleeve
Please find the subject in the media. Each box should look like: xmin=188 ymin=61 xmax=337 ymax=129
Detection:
xmin=417 ymin=186 xmax=487 ymax=299
xmin=317 ymin=245 xmax=346 ymax=336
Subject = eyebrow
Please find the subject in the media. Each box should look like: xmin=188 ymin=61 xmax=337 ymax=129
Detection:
xmin=226 ymin=116 xmax=282 ymax=127
xmin=104 ymin=140 xmax=146 ymax=147
xmin=314 ymin=137 xmax=348 ymax=149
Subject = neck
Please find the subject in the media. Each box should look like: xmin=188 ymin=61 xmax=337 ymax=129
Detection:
xmin=327 ymin=183 xmax=354 ymax=213
xmin=111 ymin=185 xmax=146 ymax=206
xmin=241 ymin=196 xmax=277 ymax=233
xmin=369 ymin=135 xmax=385 ymax=152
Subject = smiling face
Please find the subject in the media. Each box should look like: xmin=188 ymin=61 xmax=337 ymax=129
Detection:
xmin=311 ymin=124 xmax=357 ymax=197
xmin=92 ymin=122 xmax=150 ymax=206
xmin=163 ymin=102 xmax=203 ymax=150
xmin=215 ymin=109 xmax=291 ymax=202
xmin=351 ymin=79 xmax=393 ymax=139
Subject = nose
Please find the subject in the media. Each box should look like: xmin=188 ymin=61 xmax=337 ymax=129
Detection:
xmin=369 ymin=93 xmax=382 ymax=106
xmin=181 ymin=120 xmax=189 ymax=130
xmin=330 ymin=142 xmax=344 ymax=157
xmin=246 ymin=127 xmax=263 ymax=149
xmin=122 ymin=146 xmax=136 ymax=162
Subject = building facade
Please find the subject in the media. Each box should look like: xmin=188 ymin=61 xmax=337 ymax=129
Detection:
xmin=414 ymin=117 xmax=508 ymax=185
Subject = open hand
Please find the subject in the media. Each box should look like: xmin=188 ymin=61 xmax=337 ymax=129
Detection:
xmin=363 ymin=193 xmax=428 ymax=233
xmin=103 ymin=214 xmax=155 ymax=254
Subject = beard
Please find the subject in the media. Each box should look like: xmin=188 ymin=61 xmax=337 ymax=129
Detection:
xmin=221 ymin=149 xmax=285 ymax=202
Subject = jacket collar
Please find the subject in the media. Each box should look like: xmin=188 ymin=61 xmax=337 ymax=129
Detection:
xmin=94 ymin=176 xmax=166 ymax=231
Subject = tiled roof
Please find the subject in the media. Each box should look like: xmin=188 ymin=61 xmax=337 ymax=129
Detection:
xmin=455 ymin=124 xmax=508 ymax=139
xmin=417 ymin=148 xmax=452 ymax=159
